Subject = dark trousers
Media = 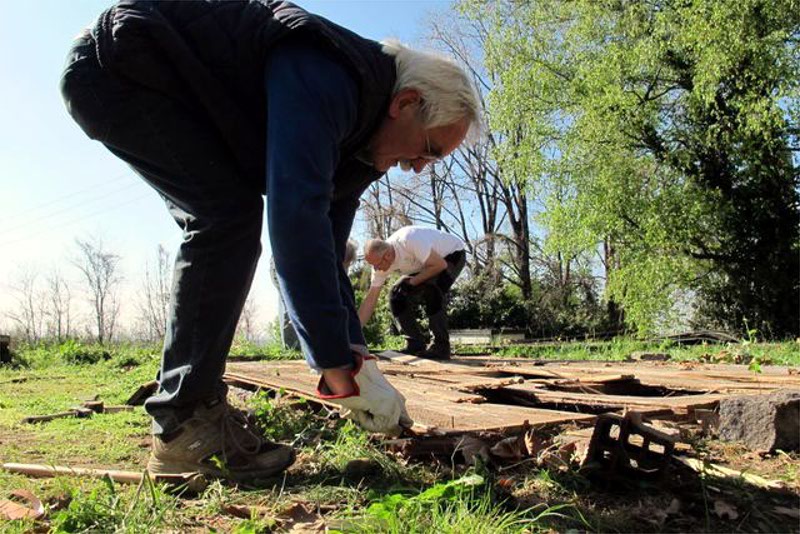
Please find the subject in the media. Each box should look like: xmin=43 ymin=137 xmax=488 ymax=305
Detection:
xmin=389 ymin=250 xmax=466 ymax=346
xmin=61 ymin=32 xmax=264 ymax=433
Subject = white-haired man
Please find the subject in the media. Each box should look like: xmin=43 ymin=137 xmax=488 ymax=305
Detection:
xmin=60 ymin=0 xmax=480 ymax=483
xmin=360 ymin=226 xmax=467 ymax=360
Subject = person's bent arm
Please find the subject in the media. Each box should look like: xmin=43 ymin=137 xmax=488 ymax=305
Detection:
xmin=408 ymin=250 xmax=448 ymax=286
xmin=358 ymin=285 xmax=383 ymax=325
xmin=266 ymin=41 xmax=358 ymax=373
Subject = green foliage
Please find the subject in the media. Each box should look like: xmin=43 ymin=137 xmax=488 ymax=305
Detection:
xmin=233 ymin=518 xmax=276 ymax=534
xmin=449 ymin=275 xmax=606 ymax=337
xmin=10 ymin=339 xmax=161 ymax=369
xmin=228 ymin=336 xmax=300 ymax=360
xmin=463 ymin=0 xmax=800 ymax=337
xmin=352 ymin=266 xmax=395 ymax=347
xmin=57 ymin=339 xmax=109 ymax=365
xmin=318 ymin=421 xmax=401 ymax=478
xmin=51 ymin=476 xmax=177 ymax=533
xmin=337 ymin=472 xmax=577 ymax=533
xmin=249 ymin=390 xmax=319 ymax=442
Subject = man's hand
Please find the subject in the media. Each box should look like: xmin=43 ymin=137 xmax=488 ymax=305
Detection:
xmin=317 ymin=355 xmax=413 ymax=435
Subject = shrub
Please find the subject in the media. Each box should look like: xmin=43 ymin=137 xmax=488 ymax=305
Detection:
xmin=57 ymin=339 xmax=110 ymax=365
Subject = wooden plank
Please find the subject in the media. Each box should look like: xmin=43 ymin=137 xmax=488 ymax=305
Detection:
xmin=223 ymin=357 xmax=797 ymax=434
xmin=376 ymin=350 xmax=451 ymax=367
xmin=468 ymin=359 xmax=800 ymax=393
xmin=502 ymin=383 xmax=727 ymax=412
xmin=548 ymin=362 xmax=800 ymax=393
xmin=225 ymin=361 xmax=593 ymax=433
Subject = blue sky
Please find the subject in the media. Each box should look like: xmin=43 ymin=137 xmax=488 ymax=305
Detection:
xmin=0 ymin=0 xmax=451 ymax=331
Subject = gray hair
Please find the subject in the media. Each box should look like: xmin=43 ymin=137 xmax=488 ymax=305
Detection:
xmin=344 ymin=239 xmax=358 ymax=268
xmin=381 ymin=38 xmax=482 ymax=140
xmin=365 ymin=238 xmax=392 ymax=257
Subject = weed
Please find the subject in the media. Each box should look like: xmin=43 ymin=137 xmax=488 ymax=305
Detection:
xmin=232 ymin=517 xmax=276 ymax=533
xmin=249 ymin=391 xmax=319 ymax=443
xmin=336 ymin=473 xmax=581 ymax=533
xmin=199 ymin=479 xmax=236 ymax=516
xmin=50 ymin=474 xmax=177 ymax=533
xmin=317 ymin=421 xmax=401 ymax=479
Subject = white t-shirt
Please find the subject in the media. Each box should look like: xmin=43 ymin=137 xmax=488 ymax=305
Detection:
xmin=370 ymin=226 xmax=465 ymax=288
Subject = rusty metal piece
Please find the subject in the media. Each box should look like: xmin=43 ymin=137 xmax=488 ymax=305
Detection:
xmin=584 ymin=411 xmax=676 ymax=480
xmin=80 ymin=401 xmax=135 ymax=414
xmin=126 ymin=380 xmax=159 ymax=406
xmin=21 ymin=407 xmax=94 ymax=424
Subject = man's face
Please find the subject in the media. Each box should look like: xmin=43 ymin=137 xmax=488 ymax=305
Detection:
xmin=367 ymin=89 xmax=470 ymax=174
xmin=366 ymin=246 xmax=395 ymax=271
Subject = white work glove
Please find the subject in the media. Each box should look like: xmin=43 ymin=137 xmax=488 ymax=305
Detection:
xmin=317 ymin=355 xmax=413 ymax=435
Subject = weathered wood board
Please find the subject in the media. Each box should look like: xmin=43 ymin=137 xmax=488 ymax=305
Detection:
xmin=224 ymin=353 xmax=799 ymax=435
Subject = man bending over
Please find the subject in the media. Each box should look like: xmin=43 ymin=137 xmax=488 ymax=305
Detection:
xmin=359 ymin=226 xmax=466 ymax=359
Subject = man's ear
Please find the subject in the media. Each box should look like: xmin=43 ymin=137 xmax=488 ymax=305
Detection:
xmin=388 ymin=88 xmax=422 ymax=119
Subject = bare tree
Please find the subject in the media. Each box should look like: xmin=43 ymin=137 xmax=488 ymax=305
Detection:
xmin=5 ymin=267 xmax=45 ymax=343
xmin=45 ymin=269 xmax=72 ymax=342
xmin=73 ymin=236 xmax=122 ymax=344
xmin=361 ymin=175 xmax=413 ymax=239
xmin=235 ymin=294 xmax=259 ymax=343
xmin=137 ymin=245 xmax=172 ymax=342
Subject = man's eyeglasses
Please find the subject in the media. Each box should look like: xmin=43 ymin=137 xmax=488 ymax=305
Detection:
xmin=420 ymin=131 xmax=439 ymax=162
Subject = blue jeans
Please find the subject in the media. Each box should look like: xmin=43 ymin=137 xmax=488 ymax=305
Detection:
xmin=60 ymin=33 xmax=363 ymax=433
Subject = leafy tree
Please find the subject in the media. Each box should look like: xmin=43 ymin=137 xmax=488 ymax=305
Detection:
xmin=463 ymin=0 xmax=799 ymax=336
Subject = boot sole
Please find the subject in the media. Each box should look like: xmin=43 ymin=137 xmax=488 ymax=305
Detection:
xmin=147 ymin=448 xmax=296 ymax=482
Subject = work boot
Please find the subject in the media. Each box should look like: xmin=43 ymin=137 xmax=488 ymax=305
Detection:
xmin=400 ymin=338 xmax=427 ymax=355
xmin=423 ymin=310 xmax=451 ymax=360
xmin=147 ymin=399 xmax=295 ymax=482
xmin=421 ymin=341 xmax=451 ymax=360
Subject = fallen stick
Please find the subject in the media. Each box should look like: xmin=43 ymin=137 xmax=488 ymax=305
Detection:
xmin=1 ymin=463 xmax=208 ymax=493
xmin=675 ymin=456 xmax=788 ymax=491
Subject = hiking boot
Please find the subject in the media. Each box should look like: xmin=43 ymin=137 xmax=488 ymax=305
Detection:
xmin=147 ymin=399 xmax=295 ymax=482
xmin=400 ymin=338 xmax=427 ymax=355
xmin=420 ymin=341 xmax=451 ymax=360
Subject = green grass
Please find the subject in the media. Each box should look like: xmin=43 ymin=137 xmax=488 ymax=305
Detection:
xmin=1 ymin=338 xmax=797 ymax=533
xmin=470 ymin=337 xmax=800 ymax=366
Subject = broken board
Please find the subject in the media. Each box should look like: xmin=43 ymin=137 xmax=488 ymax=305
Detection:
xmin=224 ymin=353 xmax=800 ymax=435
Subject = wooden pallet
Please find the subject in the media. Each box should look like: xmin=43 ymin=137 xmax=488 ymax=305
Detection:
xmin=224 ymin=353 xmax=800 ymax=435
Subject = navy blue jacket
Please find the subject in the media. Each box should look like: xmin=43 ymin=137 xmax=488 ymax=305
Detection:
xmin=93 ymin=0 xmax=395 ymax=199
xmin=90 ymin=1 xmax=398 ymax=367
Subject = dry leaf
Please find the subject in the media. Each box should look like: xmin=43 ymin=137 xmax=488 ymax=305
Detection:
xmin=496 ymin=477 xmax=515 ymax=490
xmin=646 ymin=498 xmax=681 ymax=526
xmin=490 ymin=435 xmax=528 ymax=460
xmin=223 ymin=503 xmax=271 ymax=520
xmin=523 ymin=430 xmax=547 ymax=456
xmin=539 ymin=442 xmax=577 ymax=471
xmin=665 ymin=498 xmax=681 ymax=515
xmin=279 ymin=502 xmax=326 ymax=533
xmin=456 ymin=436 xmax=490 ymax=466
xmin=713 ymin=500 xmax=739 ymax=521
xmin=0 ymin=490 xmax=44 ymax=521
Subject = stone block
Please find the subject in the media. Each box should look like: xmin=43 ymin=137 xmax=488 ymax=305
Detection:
xmin=718 ymin=389 xmax=800 ymax=452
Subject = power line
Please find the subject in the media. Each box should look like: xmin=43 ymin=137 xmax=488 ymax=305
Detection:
xmin=1 ymin=181 xmax=142 ymax=235
xmin=0 ymin=192 xmax=153 ymax=248
xmin=0 ymin=173 xmax=134 ymax=226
